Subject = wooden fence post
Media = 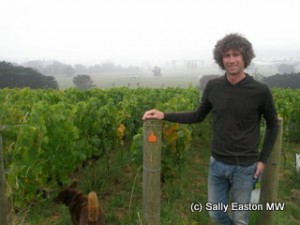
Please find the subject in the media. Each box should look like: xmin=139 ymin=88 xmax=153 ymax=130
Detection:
xmin=143 ymin=120 xmax=162 ymax=225
xmin=257 ymin=118 xmax=283 ymax=225
xmin=0 ymin=129 xmax=8 ymax=225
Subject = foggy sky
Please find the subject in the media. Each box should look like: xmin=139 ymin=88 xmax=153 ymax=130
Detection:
xmin=1 ymin=0 xmax=300 ymax=65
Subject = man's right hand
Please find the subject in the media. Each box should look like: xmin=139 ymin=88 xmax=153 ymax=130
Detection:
xmin=142 ymin=109 xmax=164 ymax=120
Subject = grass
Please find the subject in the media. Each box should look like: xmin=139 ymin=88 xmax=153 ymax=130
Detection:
xmin=10 ymin=128 xmax=300 ymax=225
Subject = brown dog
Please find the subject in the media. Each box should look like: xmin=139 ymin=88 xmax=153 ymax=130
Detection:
xmin=53 ymin=183 xmax=105 ymax=225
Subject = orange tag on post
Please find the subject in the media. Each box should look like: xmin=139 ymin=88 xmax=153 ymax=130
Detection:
xmin=148 ymin=132 xmax=157 ymax=143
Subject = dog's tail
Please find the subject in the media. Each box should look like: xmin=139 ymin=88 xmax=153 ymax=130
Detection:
xmin=87 ymin=191 xmax=100 ymax=222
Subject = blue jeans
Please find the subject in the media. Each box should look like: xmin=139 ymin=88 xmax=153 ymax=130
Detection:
xmin=208 ymin=156 xmax=257 ymax=225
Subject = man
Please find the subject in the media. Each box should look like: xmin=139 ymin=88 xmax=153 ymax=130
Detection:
xmin=142 ymin=33 xmax=279 ymax=225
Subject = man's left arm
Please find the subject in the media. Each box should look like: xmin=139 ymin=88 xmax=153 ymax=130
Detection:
xmin=257 ymin=88 xmax=280 ymax=174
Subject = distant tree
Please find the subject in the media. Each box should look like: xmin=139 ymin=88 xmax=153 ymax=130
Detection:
xmin=24 ymin=60 xmax=45 ymax=73
xmin=43 ymin=61 xmax=64 ymax=75
xmin=262 ymin=73 xmax=300 ymax=89
xmin=74 ymin=64 xmax=88 ymax=74
xmin=199 ymin=75 xmax=220 ymax=90
xmin=251 ymin=67 xmax=264 ymax=81
xmin=0 ymin=61 xmax=58 ymax=89
xmin=63 ymin=65 xmax=75 ymax=77
xmin=73 ymin=75 xmax=95 ymax=89
xmin=43 ymin=76 xmax=58 ymax=88
xmin=277 ymin=63 xmax=295 ymax=74
xmin=152 ymin=66 xmax=162 ymax=77
xmin=42 ymin=61 xmax=75 ymax=76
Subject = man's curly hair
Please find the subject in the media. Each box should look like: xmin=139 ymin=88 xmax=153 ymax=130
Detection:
xmin=213 ymin=33 xmax=255 ymax=70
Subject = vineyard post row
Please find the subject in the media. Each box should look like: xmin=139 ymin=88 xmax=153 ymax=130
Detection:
xmin=257 ymin=117 xmax=283 ymax=225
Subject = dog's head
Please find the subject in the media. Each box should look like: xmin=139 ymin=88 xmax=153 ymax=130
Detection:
xmin=53 ymin=181 xmax=81 ymax=206
xmin=53 ymin=188 xmax=80 ymax=205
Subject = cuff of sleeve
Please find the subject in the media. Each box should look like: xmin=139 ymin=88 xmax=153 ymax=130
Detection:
xmin=258 ymin=154 xmax=268 ymax=164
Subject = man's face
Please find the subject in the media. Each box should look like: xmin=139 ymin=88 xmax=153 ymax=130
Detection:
xmin=222 ymin=49 xmax=245 ymax=76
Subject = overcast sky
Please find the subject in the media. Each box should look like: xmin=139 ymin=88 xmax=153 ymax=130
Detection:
xmin=1 ymin=0 xmax=300 ymax=65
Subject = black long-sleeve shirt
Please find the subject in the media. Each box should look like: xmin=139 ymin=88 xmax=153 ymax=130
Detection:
xmin=164 ymin=74 xmax=279 ymax=166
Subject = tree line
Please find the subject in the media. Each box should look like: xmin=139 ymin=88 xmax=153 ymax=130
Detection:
xmin=1 ymin=60 xmax=300 ymax=90
xmin=262 ymin=73 xmax=300 ymax=89
xmin=0 ymin=61 xmax=58 ymax=89
xmin=24 ymin=60 xmax=141 ymax=76
xmin=0 ymin=61 xmax=96 ymax=89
